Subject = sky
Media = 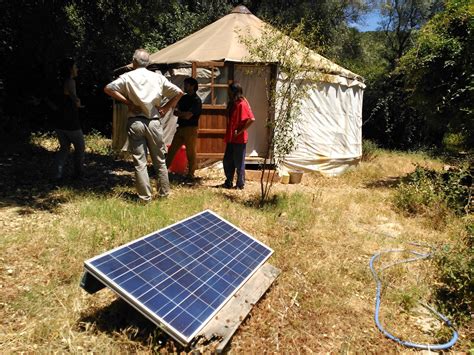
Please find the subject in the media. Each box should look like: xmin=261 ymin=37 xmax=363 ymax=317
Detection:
xmin=350 ymin=10 xmax=382 ymax=32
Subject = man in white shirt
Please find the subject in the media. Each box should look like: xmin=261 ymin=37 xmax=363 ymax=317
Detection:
xmin=104 ymin=49 xmax=183 ymax=201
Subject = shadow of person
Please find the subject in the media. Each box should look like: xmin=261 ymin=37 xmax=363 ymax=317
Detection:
xmin=0 ymin=142 xmax=133 ymax=213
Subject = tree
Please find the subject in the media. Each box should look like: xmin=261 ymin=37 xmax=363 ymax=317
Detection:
xmin=397 ymin=0 xmax=474 ymax=147
xmin=360 ymin=0 xmax=447 ymax=149
xmin=0 ymin=1 xmax=73 ymax=138
xmin=0 ymin=0 xmax=372 ymax=143
xmin=250 ymin=0 xmax=368 ymax=58
xmin=374 ymin=0 xmax=443 ymax=67
xmin=363 ymin=72 xmax=424 ymax=148
xmin=0 ymin=1 xmax=231 ymax=135
xmin=241 ymin=22 xmax=322 ymax=204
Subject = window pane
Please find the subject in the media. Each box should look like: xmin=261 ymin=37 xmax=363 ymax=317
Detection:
xmin=215 ymin=87 xmax=228 ymax=105
xmin=199 ymin=89 xmax=211 ymax=104
xmin=196 ymin=68 xmax=212 ymax=104
xmin=214 ymin=66 xmax=228 ymax=84
xmin=195 ymin=65 xmax=229 ymax=107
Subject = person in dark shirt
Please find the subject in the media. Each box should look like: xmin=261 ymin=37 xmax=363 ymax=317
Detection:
xmin=166 ymin=77 xmax=202 ymax=179
xmin=52 ymin=57 xmax=85 ymax=181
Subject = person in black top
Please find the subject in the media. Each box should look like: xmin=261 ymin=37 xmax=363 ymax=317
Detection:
xmin=52 ymin=57 xmax=85 ymax=181
xmin=166 ymin=77 xmax=202 ymax=179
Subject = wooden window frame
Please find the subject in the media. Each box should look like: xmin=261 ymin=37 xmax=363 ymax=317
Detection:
xmin=192 ymin=61 xmax=232 ymax=109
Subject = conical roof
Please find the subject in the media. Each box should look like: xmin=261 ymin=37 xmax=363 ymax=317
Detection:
xmin=148 ymin=6 xmax=363 ymax=84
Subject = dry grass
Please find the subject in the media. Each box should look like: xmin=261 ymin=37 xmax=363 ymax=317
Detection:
xmin=0 ymin=140 xmax=472 ymax=353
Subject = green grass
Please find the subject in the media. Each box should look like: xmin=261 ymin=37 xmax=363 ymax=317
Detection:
xmin=1 ymin=142 xmax=472 ymax=352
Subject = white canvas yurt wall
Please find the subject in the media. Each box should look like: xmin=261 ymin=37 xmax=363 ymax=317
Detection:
xmin=280 ymin=80 xmax=363 ymax=176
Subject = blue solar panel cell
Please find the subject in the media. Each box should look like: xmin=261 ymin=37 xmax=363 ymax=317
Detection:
xmin=83 ymin=210 xmax=273 ymax=345
xmin=142 ymin=292 xmax=170 ymax=313
xmin=147 ymin=235 xmax=172 ymax=251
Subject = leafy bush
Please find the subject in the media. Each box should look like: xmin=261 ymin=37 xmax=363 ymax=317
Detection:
xmin=395 ymin=164 xmax=473 ymax=325
xmin=397 ymin=0 xmax=474 ymax=148
xmin=434 ymin=223 xmax=473 ymax=324
xmin=361 ymin=139 xmax=379 ymax=162
xmin=394 ymin=165 xmax=472 ymax=217
xmin=29 ymin=131 xmax=59 ymax=151
xmin=29 ymin=130 xmax=112 ymax=156
xmin=442 ymin=132 xmax=468 ymax=153
xmin=440 ymin=167 xmax=473 ymax=215
xmin=395 ymin=167 xmax=445 ymax=215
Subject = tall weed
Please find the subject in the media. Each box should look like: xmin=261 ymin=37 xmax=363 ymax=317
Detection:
xmin=29 ymin=130 xmax=112 ymax=156
xmin=361 ymin=139 xmax=379 ymax=162
xmin=394 ymin=167 xmax=446 ymax=217
xmin=394 ymin=165 xmax=473 ymax=326
xmin=260 ymin=192 xmax=319 ymax=232
xmin=434 ymin=222 xmax=473 ymax=324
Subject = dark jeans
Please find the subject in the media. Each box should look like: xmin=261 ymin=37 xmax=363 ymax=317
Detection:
xmin=53 ymin=128 xmax=85 ymax=179
xmin=223 ymin=143 xmax=246 ymax=188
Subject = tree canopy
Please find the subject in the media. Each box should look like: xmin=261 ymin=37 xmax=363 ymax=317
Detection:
xmin=398 ymin=0 xmax=473 ymax=146
xmin=362 ymin=0 xmax=473 ymax=150
xmin=0 ymin=0 xmax=472 ymax=152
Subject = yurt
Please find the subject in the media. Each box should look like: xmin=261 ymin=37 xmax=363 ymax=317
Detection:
xmin=112 ymin=5 xmax=365 ymax=176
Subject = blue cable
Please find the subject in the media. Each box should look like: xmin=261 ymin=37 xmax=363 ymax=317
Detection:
xmin=370 ymin=249 xmax=459 ymax=350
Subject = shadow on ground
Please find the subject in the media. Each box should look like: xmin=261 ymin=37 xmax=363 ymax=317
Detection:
xmin=364 ymin=175 xmax=410 ymax=189
xmin=77 ymin=295 xmax=222 ymax=352
xmin=0 ymin=142 xmax=133 ymax=212
xmin=168 ymin=173 xmax=204 ymax=189
xmin=77 ymin=298 xmax=179 ymax=350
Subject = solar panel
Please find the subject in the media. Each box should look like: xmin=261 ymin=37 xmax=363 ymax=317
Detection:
xmin=83 ymin=210 xmax=273 ymax=345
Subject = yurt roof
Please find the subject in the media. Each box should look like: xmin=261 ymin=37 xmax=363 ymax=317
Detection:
xmin=147 ymin=5 xmax=364 ymax=86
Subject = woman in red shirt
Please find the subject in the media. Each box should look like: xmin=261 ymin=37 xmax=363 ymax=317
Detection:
xmin=222 ymin=82 xmax=255 ymax=189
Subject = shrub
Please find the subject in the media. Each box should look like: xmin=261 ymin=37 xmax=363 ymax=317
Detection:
xmin=394 ymin=165 xmax=472 ymax=217
xmin=29 ymin=131 xmax=59 ymax=151
xmin=442 ymin=132 xmax=467 ymax=153
xmin=434 ymin=222 xmax=474 ymax=324
xmin=394 ymin=167 xmax=445 ymax=215
xmin=361 ymin=139 xmax=379 ymax=162
xmin=394 ymin=164 xmax=473 ymax=327
xmin=441 ymin=166 xmax=473 ymax=215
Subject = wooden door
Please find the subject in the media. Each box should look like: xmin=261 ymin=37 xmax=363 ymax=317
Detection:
xmin=192 ymin=61 xmax=231 ymax=160
xmin=196 ymin=108 xmax=227 ymax=159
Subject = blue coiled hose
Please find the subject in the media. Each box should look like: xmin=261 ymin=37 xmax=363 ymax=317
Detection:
xmin=370 ymin=249 xmax=459 ymax=350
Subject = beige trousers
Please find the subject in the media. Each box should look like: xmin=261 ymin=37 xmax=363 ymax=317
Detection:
xmin=166 ymin=126 xmax=198 ymax=177
xmin=127 ymin=117 xmax=170 ymax=200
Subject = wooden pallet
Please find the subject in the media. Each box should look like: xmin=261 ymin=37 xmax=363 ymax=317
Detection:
xmin=193 ymin=263 xmax=281 ymax=353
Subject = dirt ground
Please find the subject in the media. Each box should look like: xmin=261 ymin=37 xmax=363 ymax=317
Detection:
xmin=0 ymin=140 xmax=317 ymax=213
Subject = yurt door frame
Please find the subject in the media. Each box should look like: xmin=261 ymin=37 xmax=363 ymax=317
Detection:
xmin=192 ymin=61 xmax=275 ymax=161
xmin=192 ymin=61 xmax=231 ymax=159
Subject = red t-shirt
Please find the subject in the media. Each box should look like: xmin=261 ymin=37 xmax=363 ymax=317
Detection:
xmin=224 ymin=98 xmax=254 ymax=144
